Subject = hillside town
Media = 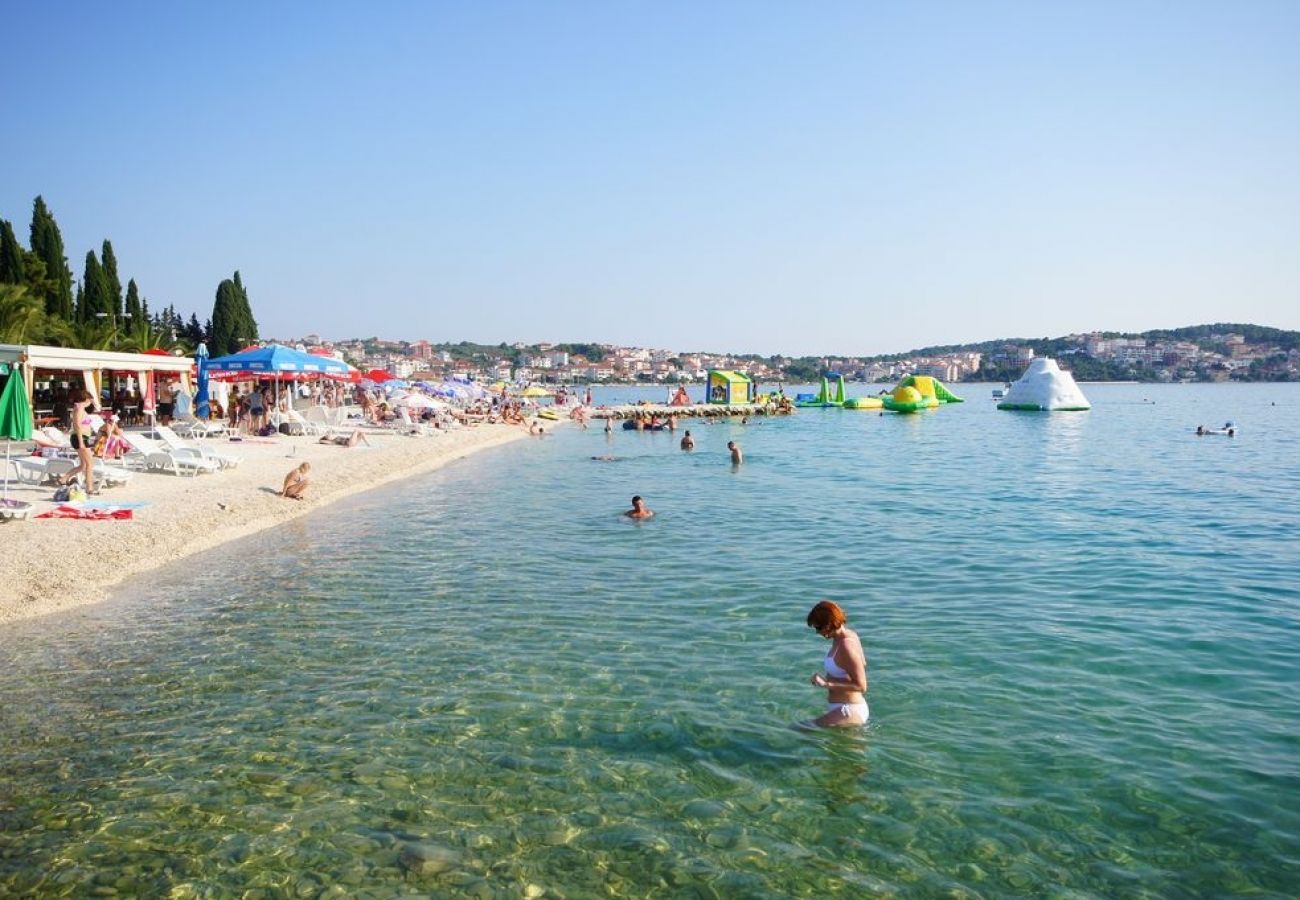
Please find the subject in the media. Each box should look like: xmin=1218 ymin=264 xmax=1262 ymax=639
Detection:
xmin=276 ymin=328 xmax=1300 ymax=385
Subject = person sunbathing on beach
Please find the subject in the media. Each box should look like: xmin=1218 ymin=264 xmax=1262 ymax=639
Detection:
xmin=625 ymin=495 xmax=654 ymax=519
xmin=280 ymin=461 xmax=311 ymax=500
xmin=319 ymin=429 xmax=370 ymax=447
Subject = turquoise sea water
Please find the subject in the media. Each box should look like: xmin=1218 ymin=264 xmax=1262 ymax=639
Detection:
xmin=2 ymin=383 xmax=1298 ymax=897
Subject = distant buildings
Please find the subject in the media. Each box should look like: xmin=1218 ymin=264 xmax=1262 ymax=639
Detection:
xmin=260 ymin=329 xmax=1296 ymax=384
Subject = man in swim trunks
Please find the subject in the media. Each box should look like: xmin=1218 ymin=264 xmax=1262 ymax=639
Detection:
xmin=806 ymin=600 xmax=869 ymax=727
xmin=728 ymin=440 xmax=742 ymax=464
xmin=680 ymin=430 xmax=694 ymax=450
xmin=625 ymin=495 xmax=654 ymax=519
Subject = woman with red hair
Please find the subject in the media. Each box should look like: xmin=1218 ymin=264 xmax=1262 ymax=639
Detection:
xmin=806 ymin=600 xmax=869 ymax=727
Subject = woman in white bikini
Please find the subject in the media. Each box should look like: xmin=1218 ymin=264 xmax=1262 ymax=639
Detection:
xmin=806 ymin=600 xmax=868 ymax=727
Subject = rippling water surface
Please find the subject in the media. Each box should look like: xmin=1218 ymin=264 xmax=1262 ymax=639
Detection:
xmin=3 ymin=383 xmax=1298 ymax=897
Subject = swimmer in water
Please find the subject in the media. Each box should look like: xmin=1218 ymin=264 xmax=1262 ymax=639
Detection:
xmin=625 ymin=495 xmax=654 ymax=519
xmin=805 ymin=600 xmax=868 ymax=727
xmin=728 ymin=440 xmax=742 ymax=464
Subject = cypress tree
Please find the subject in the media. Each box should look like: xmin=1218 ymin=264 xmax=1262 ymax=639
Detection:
xmin=124 ymin=278 xmax=142 ymax=328
xmin=211 ymin=277 xmax=240 ymax=354
xmin=28 ymin=196 xmax=74 ymax=320
xmin=0 ymin=219 xmax=25 ymax=285
xmin=81 ymin=250 xmax=113 ymax=324
xmin=212 ymin=270 xmax=259 ymax=355
xmin=101 ymin=239 xmax=123 ymax=320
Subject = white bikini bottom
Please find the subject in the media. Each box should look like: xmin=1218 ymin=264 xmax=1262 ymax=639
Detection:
xmin=827 ymin=702 xmax=869 ymax=724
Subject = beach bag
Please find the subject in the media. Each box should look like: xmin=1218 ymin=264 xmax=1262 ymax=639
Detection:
xmin=258 ymin=424 xmax=276 ymax=437
xmin=53 ymin=485 xmax=71 ymax=502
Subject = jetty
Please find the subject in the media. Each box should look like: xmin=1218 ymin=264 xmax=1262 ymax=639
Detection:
xmin=590 ymin=402 xmax=792 ymax=420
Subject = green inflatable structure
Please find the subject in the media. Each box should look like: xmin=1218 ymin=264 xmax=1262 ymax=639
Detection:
xmin=881 ymin=375 xmax=964 ymax=413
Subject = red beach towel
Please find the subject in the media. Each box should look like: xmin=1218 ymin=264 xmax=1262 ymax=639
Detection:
xmin=36 ymin=505 xmax=134 ymax=521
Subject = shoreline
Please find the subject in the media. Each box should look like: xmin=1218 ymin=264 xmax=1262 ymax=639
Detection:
xmin=0 ymin=423 xmax=535 ymax=626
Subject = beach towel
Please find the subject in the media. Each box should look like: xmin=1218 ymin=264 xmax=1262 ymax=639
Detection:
xmin=36 ymin=505 xmax=134 ymax=521
xmin=71 ymin=500 xmax=151 ymax=511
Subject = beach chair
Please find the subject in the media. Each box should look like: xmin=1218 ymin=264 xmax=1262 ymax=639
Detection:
xmin=121 ymin=433 xmax=220 ymax=477
xmin=10 ymin=455 xmax=134 ymax=488
xmin=152 ymin=425 xmax=243 ymax=469
xmin=174 ymin=416 xmax=227 ymax=439
xmin=394 ymin=407 xmax=434 ymax=436
xmin=285 ymin=408 xmax=328 ymax=436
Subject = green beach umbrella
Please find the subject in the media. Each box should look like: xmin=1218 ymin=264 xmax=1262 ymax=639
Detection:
xmin=1 ymin=365 xmax=33 ymax=502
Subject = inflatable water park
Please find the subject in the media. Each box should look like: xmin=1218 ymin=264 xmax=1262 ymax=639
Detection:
xmin=794 ymin=373 xmax=962 ymax=413
xmin=997 ymin=358 xmax=1091 ymax=411
xmin=881 ymin=374 xmax=963 ymax=413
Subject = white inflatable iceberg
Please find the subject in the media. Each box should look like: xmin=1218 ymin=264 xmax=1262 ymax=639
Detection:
xmin=997 ymin=357 xmax=1091 ymax=411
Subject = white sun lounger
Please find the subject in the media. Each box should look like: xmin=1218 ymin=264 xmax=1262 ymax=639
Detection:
xmin=153 ymin=425 xmax=243 ymax=469
xmin=121 ymin=433 xmax=220 ymax=476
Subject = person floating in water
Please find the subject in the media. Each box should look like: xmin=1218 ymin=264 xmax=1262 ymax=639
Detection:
xmin=625 ymin=495 xmax=654 ymax=519
xmin=727 ymin=440 xmax=743 ymax=464
xmin=806 ymin=600 xmax=868 ymax=727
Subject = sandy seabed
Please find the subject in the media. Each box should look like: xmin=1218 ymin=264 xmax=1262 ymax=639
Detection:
xmin=0 ymin=423 xmax=532 ymax=625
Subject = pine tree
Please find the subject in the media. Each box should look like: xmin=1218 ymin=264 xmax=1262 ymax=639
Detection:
xmin=185 ymin=312 xmax=204 ymax=345
xmin=27 ymin=196 xmax=74 ymax=320
xmin=0 ymin=219 xmax=26 ymax=285
xmin=124 ymin=278 xmax=142 ymax=329
xmin=101 ymin=239 xmax=123 ymax=320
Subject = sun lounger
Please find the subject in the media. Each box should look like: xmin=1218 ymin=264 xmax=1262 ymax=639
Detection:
xmin=10 ymin=455 xmax=133 ymax=487
xmin=153 ymin=425 xmax=243 ymax=469
xmin=121 ymin=433 xmax=220 ymax=476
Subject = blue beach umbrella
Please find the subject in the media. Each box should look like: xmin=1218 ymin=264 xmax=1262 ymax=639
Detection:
xmin=206 ymin=343 xmax=352 ymax=378
xmin=195 ymin=342 xmax=211 ymax=420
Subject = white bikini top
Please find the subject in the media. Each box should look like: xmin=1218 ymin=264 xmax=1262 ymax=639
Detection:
xmin=824 ymin=646 xmax=849 ymax=679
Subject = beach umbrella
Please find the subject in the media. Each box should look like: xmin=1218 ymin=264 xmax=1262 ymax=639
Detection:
xmin=364 ymin=369 xmax=394 ymax=383
xmin=521 ymin=385 xmax=553 ymax=398
xmin=207 ymin=343 xmax=352 ymax=379
xmin=393 ymin=393 xmax=446 ymax=411
xmin=195 ymin=342 xmax=211 ymax=420
xmin=0 ymin=363 xmax=33 ymax=501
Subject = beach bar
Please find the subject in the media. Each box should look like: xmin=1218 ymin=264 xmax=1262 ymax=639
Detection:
xmin=0 ymin=343 xmax=195 ymax=427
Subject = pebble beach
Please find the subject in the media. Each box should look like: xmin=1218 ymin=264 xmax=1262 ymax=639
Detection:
xmin=0 ymin=423 xmax=532 ymax=624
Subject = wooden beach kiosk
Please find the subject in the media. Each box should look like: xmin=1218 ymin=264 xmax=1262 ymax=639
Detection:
xmin=706 ymin=370 xmax=755 ymax=405
xmin=0 ymin=343 xmax=195 ymax=427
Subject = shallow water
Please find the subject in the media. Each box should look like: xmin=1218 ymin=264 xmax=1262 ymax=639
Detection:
xmin=2 ymin=383 xmax=1298 ymax=897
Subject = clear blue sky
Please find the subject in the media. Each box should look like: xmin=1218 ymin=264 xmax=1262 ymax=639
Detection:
xmin=3 ymin=1 xmax=1297 ymax=356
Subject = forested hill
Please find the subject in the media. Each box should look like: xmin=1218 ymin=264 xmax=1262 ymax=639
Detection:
xmin=876 ymin=323 xmax=1300 ymax=362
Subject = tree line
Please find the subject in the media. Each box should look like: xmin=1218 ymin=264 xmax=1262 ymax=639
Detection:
xmin=0 ymin=195 xmax=259 ymax=356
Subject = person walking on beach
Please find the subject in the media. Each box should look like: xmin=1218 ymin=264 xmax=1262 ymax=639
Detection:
xmin=806 ymin=600 xmax=868 ymax=727
xmin=680 ymin=429 xmax=694 ymax=450
xmin=60 ymin=388 xmax=98 ymax=494
xmin=280 ymin=461 xmax=311 ymax=500
xmin=625 ymin=495 xmax=654 ymax=519
xmin=727 ymin=440 xmax=742 ymax=464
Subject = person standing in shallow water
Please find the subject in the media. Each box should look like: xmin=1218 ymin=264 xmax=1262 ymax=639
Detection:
xmin=727 ymin=440 xmax=742 ymax=464
xmin=806 ymin=600 xmax=868 ymax=727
